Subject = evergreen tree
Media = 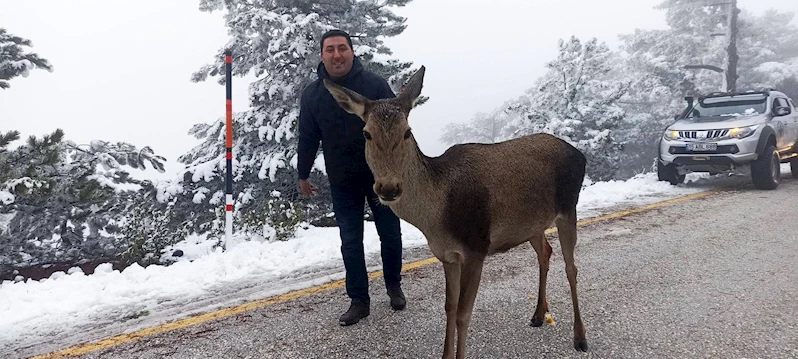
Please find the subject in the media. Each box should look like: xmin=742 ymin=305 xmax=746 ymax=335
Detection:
xmin=739 ymin=10 xmax=798 ymax=95
xmin=437 ymin=37 xmax=627 ymax=181
xmin=508 ymin=37 xmax=629 ymax=181
xmin=0 ymin=129 xmax=167 ymax=271
xmin=0 ymin=28 xmax=53 ymax=89
xmin=439 ymin=104 xmax=520 ymax=146
xmin=161 ymin=0 xmax=421 ymax=241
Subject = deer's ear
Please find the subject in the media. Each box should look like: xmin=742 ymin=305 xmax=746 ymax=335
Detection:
xmin=397 ymin=66 xmax=425 ymax=112
xmin=324 ymin=79 xmax=369 ymax=120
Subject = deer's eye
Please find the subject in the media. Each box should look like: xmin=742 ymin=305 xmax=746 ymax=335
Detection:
xmin=404 ymin=129 xmax=412 ymax=139
xmin=363 ymin=131 xmax=372 ymax=140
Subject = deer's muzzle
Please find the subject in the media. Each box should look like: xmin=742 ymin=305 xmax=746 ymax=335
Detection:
xmin=374 ymin=181 xmax=403 ymax=203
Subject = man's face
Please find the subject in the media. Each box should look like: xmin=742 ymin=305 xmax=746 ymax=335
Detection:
xmin=321 ymin=36 xmax=354 ymax=79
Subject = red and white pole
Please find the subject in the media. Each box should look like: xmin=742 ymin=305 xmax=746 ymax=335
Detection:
xmin=225 ymin=50 xmax=234 ymax=243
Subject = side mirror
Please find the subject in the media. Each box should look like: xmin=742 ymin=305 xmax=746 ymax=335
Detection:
xmin=775 ymin=107 xmax=791 ymax=116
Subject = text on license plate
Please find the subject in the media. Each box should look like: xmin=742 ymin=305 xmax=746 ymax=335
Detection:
xmin=686 ymin=143 xmax=717 ymax=151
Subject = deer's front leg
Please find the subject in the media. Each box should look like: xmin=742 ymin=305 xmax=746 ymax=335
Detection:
xmin=442 ymin=261 xmax=461 ymax=359
xmin=455 ymin=254 xmax=485 ymax=359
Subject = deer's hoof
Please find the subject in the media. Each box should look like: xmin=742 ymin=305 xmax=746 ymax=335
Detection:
xmin=530 ymin=312 xmax=554 ymax=327
xmin=574 ymin=339 xmax=589 ymax=352
xmin=529 ymin=317 xmax=544 ymax=327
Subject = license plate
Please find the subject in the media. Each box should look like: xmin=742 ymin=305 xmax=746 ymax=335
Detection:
xmin=686 ymin=143 xmax=717 ymax=152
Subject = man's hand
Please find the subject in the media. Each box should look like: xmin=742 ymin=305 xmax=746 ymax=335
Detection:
xmin=299 ymin=179 xmax=318 ymax=197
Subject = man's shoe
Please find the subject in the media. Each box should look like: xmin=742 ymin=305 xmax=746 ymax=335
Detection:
xmin=387 ymin=284 xmax=406 ymax=310
xmin=339 ymin=300 xmax=370 ymax=326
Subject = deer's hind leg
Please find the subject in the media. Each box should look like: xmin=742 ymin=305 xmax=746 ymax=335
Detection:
xmin=528 ymin=232 xmax=552 ymax=327
xmin=555 ymin=210 xmax=588 ymax=352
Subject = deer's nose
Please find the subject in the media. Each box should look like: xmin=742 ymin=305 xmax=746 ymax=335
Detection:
xmin=376 ymin=182 xmax=402 ymax=202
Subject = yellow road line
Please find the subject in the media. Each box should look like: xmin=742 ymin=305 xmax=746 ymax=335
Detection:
xmin=31 ymin=189 xmax=716 ymax=359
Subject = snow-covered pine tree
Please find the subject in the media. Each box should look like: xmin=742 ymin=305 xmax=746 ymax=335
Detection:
xmin=0 ymin=129 xmax=168 ymax=272
xmin=738 ymin=9 xmax=798 ymax=97
xmin=0 ymin=28 xmax=53 ymax=89
xmin=439 ymin=113 xmax=499 ymax=145
xmin=439 ymin=102 xmax=521 ymax=146
xmin=118 ymin=188 xmax=188 ymax=267
xmin=508 ymin=37 xmax=628 ymax=182
xmin=164 ymin=0 xmax=421 ymax=241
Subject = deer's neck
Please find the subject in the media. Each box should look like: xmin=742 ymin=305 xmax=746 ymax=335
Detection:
xmin=388 ymin=140 xmax=442 ymax=230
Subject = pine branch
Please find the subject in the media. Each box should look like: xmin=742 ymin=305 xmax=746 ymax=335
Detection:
xmin=684 ymin=64 xmax=724 ymax=73
xmin=0 ymin=131 xmax=21 ymax=150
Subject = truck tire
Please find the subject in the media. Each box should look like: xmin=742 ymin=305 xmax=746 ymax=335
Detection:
xmin=657 ymin=161 xmax=684 ymax=185
xmin=791 ymin=158 xmax=798 ymax=179
xmin=751 ymin=144 xmax=780 ymax=190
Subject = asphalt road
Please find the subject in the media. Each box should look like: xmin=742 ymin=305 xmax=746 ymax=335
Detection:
xmin=49 ymin=176 xmax=798 ymax=358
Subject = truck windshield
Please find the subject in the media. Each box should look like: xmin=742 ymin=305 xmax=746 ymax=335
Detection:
xmin=687 ymin=94 xmax=767 ymax=118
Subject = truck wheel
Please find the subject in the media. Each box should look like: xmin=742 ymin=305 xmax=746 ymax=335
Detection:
xmin=657 ymin=161 xmax=685 ymax=185
xmin=751 ymin=145 xmax=780 ymax=190
xmin=791 ymin=158 xmax=798 ymax=179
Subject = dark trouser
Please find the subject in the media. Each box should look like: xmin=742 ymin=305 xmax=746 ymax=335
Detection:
xmin=330 ymin=182 xmax=403 ymax=304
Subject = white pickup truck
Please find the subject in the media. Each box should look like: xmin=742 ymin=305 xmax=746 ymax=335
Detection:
xmin=657 ymin=89 xmax=798 ymax=189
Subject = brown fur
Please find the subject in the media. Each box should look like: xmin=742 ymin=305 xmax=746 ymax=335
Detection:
xmin=324 ymin=66 xmax=589 ymax=358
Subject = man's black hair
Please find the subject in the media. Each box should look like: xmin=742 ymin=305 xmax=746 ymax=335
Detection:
xmin=320 ymin=29 xmax=354 ymax=52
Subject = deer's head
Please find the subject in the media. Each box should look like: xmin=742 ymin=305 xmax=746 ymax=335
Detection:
xmin=324 ymin=66 xmax=425 ymax=204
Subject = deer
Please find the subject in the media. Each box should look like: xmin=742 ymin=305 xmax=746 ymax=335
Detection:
xmin=323 ymin=66 xmax=588 ymax=358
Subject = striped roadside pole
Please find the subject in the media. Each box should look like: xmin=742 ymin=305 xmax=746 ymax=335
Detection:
xmin=225 ymin=50 xmax=234 ymax=244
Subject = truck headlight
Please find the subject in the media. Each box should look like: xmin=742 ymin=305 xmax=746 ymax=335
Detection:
xmin=664 ymin=130 xmax=679 ymax=141
xmin=729 ymin=125 xmax=758 ymax=139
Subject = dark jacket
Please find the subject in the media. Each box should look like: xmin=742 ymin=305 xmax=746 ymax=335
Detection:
xmin=297 ymin=57 xmax=396 ymax=186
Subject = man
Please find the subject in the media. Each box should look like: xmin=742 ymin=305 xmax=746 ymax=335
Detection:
xmin=296 ymin=29 xmax=406 ymax=326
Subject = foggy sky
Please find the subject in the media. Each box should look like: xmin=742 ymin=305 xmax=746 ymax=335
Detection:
xmin=1 ymin=0 xmax=796 ymax=181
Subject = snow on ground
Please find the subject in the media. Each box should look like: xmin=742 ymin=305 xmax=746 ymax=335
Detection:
xmin=0 ymin=170 xmax=737 ymax=352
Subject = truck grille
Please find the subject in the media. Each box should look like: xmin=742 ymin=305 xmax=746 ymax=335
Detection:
xmin=669 ymin=144 xmax=739 ymax=154
xmin=679 ymin=129 xmax=729 ymax=140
